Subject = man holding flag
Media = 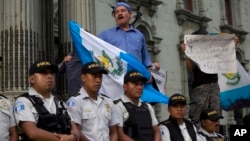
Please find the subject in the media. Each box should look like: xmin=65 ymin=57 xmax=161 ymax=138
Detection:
xmin=68 ymin=2 xmax=169 ymax=104
xmin=98 ymin=2 xmax=160 ymax=78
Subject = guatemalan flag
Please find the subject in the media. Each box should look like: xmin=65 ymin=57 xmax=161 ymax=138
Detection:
xmin=68 ymin=21 xmax=169 ymax=104
xmin=219 ymin=60 xmax=250 ymax=110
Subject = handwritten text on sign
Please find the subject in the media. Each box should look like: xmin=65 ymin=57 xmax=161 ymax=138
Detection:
xmin=184 ymin=34 xmax=236 ymax=74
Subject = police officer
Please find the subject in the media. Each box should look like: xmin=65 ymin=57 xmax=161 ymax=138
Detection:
xmin=14 ymin=60 xmax=79 ymax=141
xmin=0 ymin=94 xmax=19 ymax=141
xmin=66 ymin=62 xmax=118 ymax=141
xmin=198 ymin=108 xmax=229 ymax=141
xmin=115 ymin=70 xmax=161 ymax=141
xmin=159 ymin=93 xmax=199 ymax=141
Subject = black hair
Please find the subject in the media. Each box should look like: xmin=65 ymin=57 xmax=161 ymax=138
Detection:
xmin=192 ymin=27 xmax=208 ymax=35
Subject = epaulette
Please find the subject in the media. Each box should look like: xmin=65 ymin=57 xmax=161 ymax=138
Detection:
xmin=72 ymin=92 xmax=80 ymax=97
xmin=51 ymin=91 xmax=63 ymax=98
xmin=113 ymin=99 xmax=122 ymax=104
xmin=0 ymin=94 xmax=8 ymax=99
xmin=100 ymin=93 xmax=110 ymax=98
xmin=16 ymin=93 xmax=29 ymax=99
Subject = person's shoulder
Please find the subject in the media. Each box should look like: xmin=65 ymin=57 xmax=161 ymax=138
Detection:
xmin=98 ymin=27 xmax=116 ymax=35
xmin=183 ymin=118 xmax=193 ymax=124
xmin=0 ymin=94 xmax=10 ymax=103
xmin=144 ymin=102 xmax=153 ymax=107
xmin=113 ymin=99 xmax=122 ymax=104
xmin=0 ymin=94 xmax=12 ymax=107
xmin=216 ymin=132 xmax=229 ymax=140
xmin=114 ymin=99 xmax=126 ymax=110
xmin=67 ymin=93 xmax=81 ymax=104
xmin=159 ymin=123 xmax=169 ymax=131
xmin=0 ymin=94 xmax=8 ymax=99
xmin=159 ymin=119 xmax=171 ymax=125
xmin=71 ymin=92 xmax=81 ymax=97
xmin=15 ymin=93 xmax=30 ymax=102
xmin=133 ymin=28 xmax=144 ymax=35
xmin=100 ymin=94 xmax=114 ymax=104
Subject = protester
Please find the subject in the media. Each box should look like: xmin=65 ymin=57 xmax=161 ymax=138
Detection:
xmin=66 ymin=62 xmax=118 ymax=141
xmin=159 ymin=93 xmax=200 ymax=141
xmin=98 ymin=2 xmax=160 ymax=73
xmin=14 ymin=60 xmax=79 ymax=141
xmin=198 ymin=108 xmax=229 ymax=141
xmin=180 ymin=27 xmax=221 ymax=126
xmin=0 ymin=94 xmax=19 ymax=141
xmin=115 ymin=70 xmax=161 ymax=141
xmin=59 ymin=51 xmax=83 ymax=96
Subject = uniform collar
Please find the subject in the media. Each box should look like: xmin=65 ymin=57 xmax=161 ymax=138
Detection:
xmin=121 ymin=94 xmax=143 ymax=106
xmin=199 ymin=127 xmax=218 ymax=137
xmin=79 ymin=87 xmax=103 ymax=100
xmin=115 ymin=25 xmax=135 ymax=31
xmin=29 ymin=87 xmax=54 ymax=100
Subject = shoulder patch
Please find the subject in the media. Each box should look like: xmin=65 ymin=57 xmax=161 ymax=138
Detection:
xmin=15 ymin=100 xmax=25 ymax=112
xmin=67 ymin=98 xmax=76 ymax=106
xmin=0 ymin=99 xmax=8 ymax=110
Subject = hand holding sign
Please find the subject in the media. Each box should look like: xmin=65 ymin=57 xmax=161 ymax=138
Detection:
xmin=184 ymin=34 xmax=237 ymax=74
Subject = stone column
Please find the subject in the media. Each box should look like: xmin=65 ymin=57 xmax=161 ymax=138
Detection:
xmin=58 ymin=0 xmax=96 ymax=95
xmin=198 ymin=0 xmax=205 ymax=17
xmin=58 ymin=0 xmax=96 ymax=57
xmin=220 ymin=0 xmax=228 ymax=25
xmin=0 ymin=58 xmax=2 ymax=93
xmin=176 ymin=0 xmax=185 ymax=10
xmin=0 ymin=0 xmax=53 ymax=99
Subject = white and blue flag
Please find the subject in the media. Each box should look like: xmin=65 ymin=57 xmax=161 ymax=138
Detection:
xmin=68 ymin=21 xmax=169 ymax=104
xmin=219 ymin=60 xmax=250 ymax=110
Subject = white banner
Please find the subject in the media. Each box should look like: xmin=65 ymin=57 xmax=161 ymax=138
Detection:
xmin=184 ymin=34 xmax=236 ymax=74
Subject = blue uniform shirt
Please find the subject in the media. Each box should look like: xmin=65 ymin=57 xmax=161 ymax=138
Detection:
xmin=98 ymin=25 xmax=152 ymax=68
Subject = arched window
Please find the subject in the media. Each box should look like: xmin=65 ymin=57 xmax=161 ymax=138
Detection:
xmin=134 ymin=21 xmax=162 ymax=62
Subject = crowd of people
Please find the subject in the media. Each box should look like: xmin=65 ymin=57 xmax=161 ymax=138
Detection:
xmin=1 ymin=60 xmax=229 ymax=141
xmin=0 ymin=1 xmax=242 ymax=141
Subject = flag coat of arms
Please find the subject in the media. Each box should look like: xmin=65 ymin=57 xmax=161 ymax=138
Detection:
xmin=219 ymin=60 xmax=250 ymax=110
xmin=69 ymin=21 xmax=169 ymax=104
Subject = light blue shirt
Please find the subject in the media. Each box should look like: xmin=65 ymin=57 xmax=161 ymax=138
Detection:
xmin=98 ymin=25 xmax=152 ymax=68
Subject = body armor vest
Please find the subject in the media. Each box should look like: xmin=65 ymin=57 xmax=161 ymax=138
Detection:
xmin=19 ymin=93 xmax=71 ymax=141
xmin=160 ymin=116 xmax=197 ymax=141
xmin=122 ymin=101 xmax=153 ymax=141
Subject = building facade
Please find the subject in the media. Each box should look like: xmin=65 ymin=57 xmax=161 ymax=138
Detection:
xmin=1 ymin=0 xmax=250 ymax=133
